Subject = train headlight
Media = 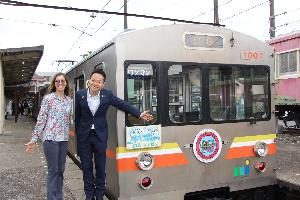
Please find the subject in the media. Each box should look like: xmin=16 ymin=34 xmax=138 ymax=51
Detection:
xmin=255 ymin=161 xmax=267 ymax=172
xmin=139 ymin=176 xmax=153 ymax=190
xmin=253 ymin=141 xmax=268 ymax=157
xmin=136 ymin=152 xmax=154 ymax=170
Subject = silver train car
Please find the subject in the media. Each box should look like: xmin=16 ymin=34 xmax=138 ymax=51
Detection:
xmin=66 ymin=24 xmax=277 ymax=200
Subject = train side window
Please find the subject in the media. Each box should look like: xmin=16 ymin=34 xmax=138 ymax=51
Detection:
xmin=248 ymin=68 xmax=270 ymax=120
xmin=209 ymin=66 xmax=269 ymax=121
xmin=168 ymin=65 xmax=202 ymax=123
xmin=126 ymin=64 xmax=157 ymax=125
xmin=75 ymin=75 xmax=85 ymax=91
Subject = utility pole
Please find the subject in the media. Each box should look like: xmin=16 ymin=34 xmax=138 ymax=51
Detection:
xmin=269 ymin=0 xmax=275 ymax=38
xmin=124 ymin=0 xmax=128 ymax=29
xmin=214 ymin=0 xmax=219 ymax=25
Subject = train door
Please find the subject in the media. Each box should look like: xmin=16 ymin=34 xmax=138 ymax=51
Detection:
xmin=69 ymin=75 xmax=85 ymax=156
xmin=168 ymin=64 xmax=202 ymax=123
xmin=126 ymin=63 xmax=157 ymax=125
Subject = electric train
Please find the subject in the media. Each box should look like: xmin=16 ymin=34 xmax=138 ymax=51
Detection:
xmin=66 ymin=24 xmax=277 ymax=200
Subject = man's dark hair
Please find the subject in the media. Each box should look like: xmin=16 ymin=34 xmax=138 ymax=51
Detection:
xmin=90 ymin=68 xmax=106 ymax=81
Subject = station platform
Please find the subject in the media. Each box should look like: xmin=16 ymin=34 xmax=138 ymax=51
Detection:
xmin=276 ymin=141 xmax=300 ymax=191
xmin=0 ymin=115 xmax=108 ymax=200
xmin=1 ymin=115 xmax=300 ymax=200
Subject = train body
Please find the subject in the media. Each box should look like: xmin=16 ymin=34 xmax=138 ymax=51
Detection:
xmin=268 ymin=32 xmax=300 ymax=128
xmin=66 ymin=24 xmax=277 ymax=200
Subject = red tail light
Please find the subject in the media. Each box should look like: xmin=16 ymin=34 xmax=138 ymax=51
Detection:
xmin=255 ymin=161 xmax=266 ymax=172
xmin=139 ymin=176 xmax=153 ymax=189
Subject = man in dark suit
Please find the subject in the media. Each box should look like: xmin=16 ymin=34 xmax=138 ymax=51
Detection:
xmin=75 ymin=68 xmax=153 ymax=200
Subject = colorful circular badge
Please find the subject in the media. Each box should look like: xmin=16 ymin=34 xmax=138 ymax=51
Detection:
xmin=192 ymin=129 xmax=222 ymax=163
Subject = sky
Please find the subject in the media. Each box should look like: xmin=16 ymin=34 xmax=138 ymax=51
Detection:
xmin=0 ymin=0 xmax=299 ymax=72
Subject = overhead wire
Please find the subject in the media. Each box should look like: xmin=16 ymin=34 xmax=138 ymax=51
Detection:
xmin=145 ymin=0 xmax=191 ymax=16
xmin=92 ymin=0 xmax=130 ymax=36
xmin=56 ymin=0 xmax=71 ymax=8
xmin=190 ymin=0 xmax=233 ymax=20
xmin=0 ymin=0 xmax=97 ymax=36
xmin=276 ymin=19 xmax=300 ymax=29
xmin=273 ymin=7 xmax=300 ymax=33
xmin=62 ymin=0 xmax=130 ymax=71
xmin=63 ymin=0 xmax=113 ymax=60
xmin=274 ymin=7 xmax=300 ymax=17
xmin=258 ymin=6 xmax=300 ymax=40
xmin=0 ymin=0 xmax=217 ymax=25
xmin=220 ymin=0 xmax=269 ymax=22
xmin=0 ymin=0 xmax=225 ymax=71
xmin=0 ymin=16 xmax=103 ymax=32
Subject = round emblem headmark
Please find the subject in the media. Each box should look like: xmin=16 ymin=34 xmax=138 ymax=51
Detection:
xmin=192 ymin=129 xmax=222 ymax=163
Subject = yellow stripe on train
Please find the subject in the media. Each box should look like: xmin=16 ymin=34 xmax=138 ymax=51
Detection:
xmin=232 ymin=134 xmax=276 ymax=143
xmin=226 ymin=134 xmax=277 ymax=159
xmin=116 ymin=143 xmax=179 ymax=153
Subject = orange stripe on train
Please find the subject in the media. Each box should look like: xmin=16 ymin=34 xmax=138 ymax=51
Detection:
xmin=106 ymin=143 xmax=189 ymax=172
xmin=226 ymin=143 xmax=276 ymax=159
xmin=225 ymin=134 xmax=276 ymax=159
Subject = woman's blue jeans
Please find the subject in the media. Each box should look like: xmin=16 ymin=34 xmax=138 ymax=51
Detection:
xmin=43 ymin=140 xmax=68 ymax=200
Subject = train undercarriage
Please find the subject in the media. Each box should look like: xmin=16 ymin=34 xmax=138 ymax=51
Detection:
xmin=184 ymin=185 xmax=299 ymax=200
xmin=276 ymin=105 xmax=300 ymax=132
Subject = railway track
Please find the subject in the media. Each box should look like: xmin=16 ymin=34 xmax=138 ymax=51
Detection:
xmin=184 ymin=185 xmax=300 ymax=200
xmin=277 ymin=184 xmax=300 ymax=200
xmin=283 ymin=127 xmax=300 ymax=136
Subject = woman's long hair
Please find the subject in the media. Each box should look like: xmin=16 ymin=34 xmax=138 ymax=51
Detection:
xmin=47 ymin=72 xmax=70 ymax=96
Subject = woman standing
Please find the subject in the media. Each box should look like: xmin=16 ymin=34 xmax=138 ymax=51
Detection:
xmin=25 ymin=72 xmax=72 ymax=200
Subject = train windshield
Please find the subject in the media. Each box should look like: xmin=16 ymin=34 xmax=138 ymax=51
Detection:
xmin=126 ymin=63 xmax=157 ymax=125
xmin=209 ymin=66 xmax=269 ymax=121
xmin=168 ymin=65 xmax=202 ymax=123
xmin=125 ymin=62 xmax=270 ymax=126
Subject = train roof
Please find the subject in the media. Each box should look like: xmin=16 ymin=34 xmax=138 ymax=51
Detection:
xmin=66 ymin=24 xmax=270 ymax=74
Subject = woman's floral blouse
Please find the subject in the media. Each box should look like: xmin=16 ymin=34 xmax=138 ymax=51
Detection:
xmin=31 ymin=92 xmax=72 ymax=142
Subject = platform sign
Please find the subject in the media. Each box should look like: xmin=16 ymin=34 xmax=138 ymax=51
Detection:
xmin=126 ymin=125 xmax=161 ymax=150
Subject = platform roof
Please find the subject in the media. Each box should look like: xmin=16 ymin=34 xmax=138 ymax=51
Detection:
xmin=0 ymin=45 xmax=44 ymax=98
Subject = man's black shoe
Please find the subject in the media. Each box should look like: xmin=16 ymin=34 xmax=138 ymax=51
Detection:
xmin=95 ymin=197 xmax=103 ymax=200
xmin=85 ymin=198 xmax=95 ymax=200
